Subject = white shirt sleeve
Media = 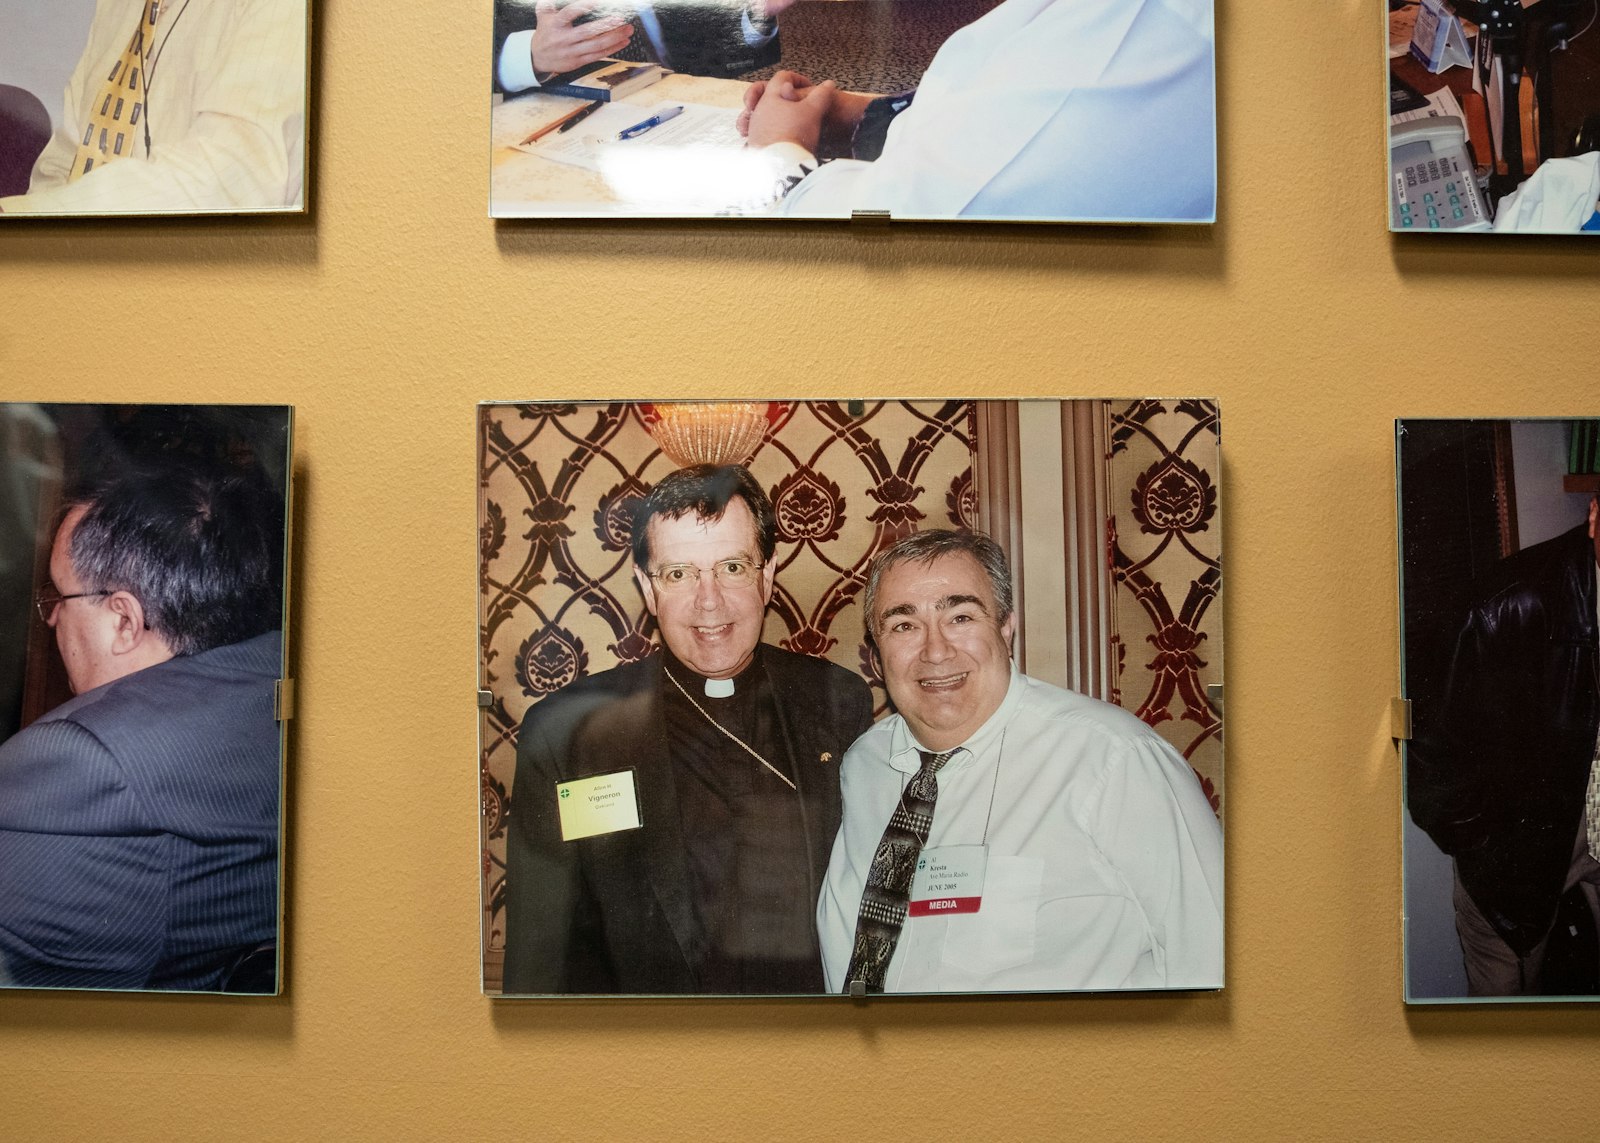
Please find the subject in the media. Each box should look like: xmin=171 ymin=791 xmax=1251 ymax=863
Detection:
xmin=780 ymin=157 xmax=875 ymax=217
xmin=745 ymin=142 xmax=830 ymax=214
xmin=1085 ymin=736 xmax=1224 ymax=987
xmin=498 ymin=29 xmax=543 ymax=93
xmin=740 ymin=6 xmax=780 ymax=47
xmin=782 ymin=0 xmax=1215 ymax=221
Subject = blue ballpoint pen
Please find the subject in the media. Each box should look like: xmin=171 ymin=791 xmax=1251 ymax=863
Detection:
xmin=615 ymin=105 xmax=684 ymax=141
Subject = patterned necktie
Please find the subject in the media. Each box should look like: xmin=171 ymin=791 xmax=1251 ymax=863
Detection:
xmin=71 ymin=1 xmax=162 ymax=182
xmin=843 ymin=749 xmax=952 ymax=993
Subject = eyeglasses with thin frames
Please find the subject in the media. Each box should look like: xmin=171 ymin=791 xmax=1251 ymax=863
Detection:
xmin=34 ymin=589 xmax=111 ymax=623
xmin=647 ymin=559 xmax=765 ymax=593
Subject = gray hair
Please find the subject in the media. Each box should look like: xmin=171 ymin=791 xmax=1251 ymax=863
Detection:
xmin=862 ymin=529 xmax=1015 ymax=639
xmin=67 ymin=458 xmax=283 ymax=657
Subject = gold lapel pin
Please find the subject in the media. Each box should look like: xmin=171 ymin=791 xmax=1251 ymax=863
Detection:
xmin=821 ymin=752 xmax=833 ymax=763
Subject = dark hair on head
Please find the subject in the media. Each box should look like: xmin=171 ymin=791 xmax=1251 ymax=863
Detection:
xmin=630 ymin=464 xmax=776 ymax=568
xmin=66 ymin=457 xmax=285 ymax=657
xmin=863 ymin=529 xmax=1015 ymax=639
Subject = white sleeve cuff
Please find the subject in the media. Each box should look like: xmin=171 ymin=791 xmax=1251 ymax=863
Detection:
xmin=498 ymin=30 xmax=542 ymax=92
xmin=741 ymin=7 xmax=779 ymax=46
xmin=763 ymin=141 xmax=816 ymax=168
xmin=758 ymin=141 xmax=820 ymax=205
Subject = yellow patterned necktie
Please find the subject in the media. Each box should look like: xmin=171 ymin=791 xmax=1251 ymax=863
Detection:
xmin=70 ymin=1 xmax=163 ymax=181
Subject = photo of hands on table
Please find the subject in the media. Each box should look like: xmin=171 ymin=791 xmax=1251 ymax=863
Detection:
xmin=489 ymin=0 xmax=1217 ymax=223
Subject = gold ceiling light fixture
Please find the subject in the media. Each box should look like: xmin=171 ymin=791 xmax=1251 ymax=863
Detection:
xmin=640 ymin=402 xmax=781 ymax=468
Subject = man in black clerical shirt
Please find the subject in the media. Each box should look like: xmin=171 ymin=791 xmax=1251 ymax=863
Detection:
xmin=501 ymin=464 xmax=874 ymax=994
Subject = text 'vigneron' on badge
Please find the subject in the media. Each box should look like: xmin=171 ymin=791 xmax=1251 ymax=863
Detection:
xmin=909 ymin=844 xmax=987 ymax=917
xmin=555 ymin=770 xmax=643 ymax=841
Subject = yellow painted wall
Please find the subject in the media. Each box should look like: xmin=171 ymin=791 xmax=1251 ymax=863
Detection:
xmin=3 ymin=0 xmax=1598 ymax=1137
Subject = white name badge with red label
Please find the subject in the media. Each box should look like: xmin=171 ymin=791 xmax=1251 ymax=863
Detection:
xmin=909 ymin=845 xmax=987 ymax=917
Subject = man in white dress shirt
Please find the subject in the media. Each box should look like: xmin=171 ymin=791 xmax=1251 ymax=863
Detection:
xmin=740 ymin=0 xmax=1215 ymax=221
xmin=817 ymin=529 xmax=1223 ymax=993
xmin=1 ymin=0 xmax=305 ymax=215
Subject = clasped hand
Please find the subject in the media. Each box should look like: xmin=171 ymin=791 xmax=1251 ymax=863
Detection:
xmin=739 ymin=71 xmax=876 ymax=156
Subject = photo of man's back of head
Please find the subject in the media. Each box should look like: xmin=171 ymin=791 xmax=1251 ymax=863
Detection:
xmin=0 ymin=403 xmax=291 ymax=993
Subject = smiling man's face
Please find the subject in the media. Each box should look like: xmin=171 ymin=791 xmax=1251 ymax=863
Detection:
xmin=634 ymin=497 xmax=775 ymax=680
xmin=873 ymin=550 xmax=1015 ymax=752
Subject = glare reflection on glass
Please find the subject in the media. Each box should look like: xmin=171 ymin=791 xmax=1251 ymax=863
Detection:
xmin=592 ymin=144 xmax=779 ymax=214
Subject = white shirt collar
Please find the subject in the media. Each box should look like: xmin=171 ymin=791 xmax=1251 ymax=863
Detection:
xmin=888 ymin=662 xmax=1026 ymax=774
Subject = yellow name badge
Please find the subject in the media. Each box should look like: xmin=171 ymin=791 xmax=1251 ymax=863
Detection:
xmin=555 ymin=770 xmax=643 ymax=842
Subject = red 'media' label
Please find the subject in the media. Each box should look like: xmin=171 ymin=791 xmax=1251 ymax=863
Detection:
xmin=909 ymin=896 xmax=981 ymax=917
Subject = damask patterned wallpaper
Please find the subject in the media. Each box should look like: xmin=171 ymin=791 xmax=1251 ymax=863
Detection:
xmin=1107 ymin=400 xmax=1224 ymax=811
xmin=475 ymin=398 xmax=1224 ymax=986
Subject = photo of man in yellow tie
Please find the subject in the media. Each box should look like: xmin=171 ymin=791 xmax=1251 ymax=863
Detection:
xmin=0 ymin=0 xmax=307 ymax=216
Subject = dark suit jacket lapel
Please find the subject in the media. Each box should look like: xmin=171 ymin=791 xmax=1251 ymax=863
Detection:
xmin=762 ymin=653 xmax=838 ymax=905
xmin=632 ymin=659 xmax=696 ymax=977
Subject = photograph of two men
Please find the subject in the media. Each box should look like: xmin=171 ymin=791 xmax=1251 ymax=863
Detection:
xmin=0 ymin=404 xmax=290 ymax=993
xmin=478 ymin=399 xmax=1225 ymax=997
xmin=489 ymin=0 xmax=1217 ymax=220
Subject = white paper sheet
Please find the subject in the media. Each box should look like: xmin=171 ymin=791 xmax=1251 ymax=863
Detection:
xmin=517 ymin=101 xmax=744 ymax=172
xmin=1390 ymin=85 xmax=1465 ymax=127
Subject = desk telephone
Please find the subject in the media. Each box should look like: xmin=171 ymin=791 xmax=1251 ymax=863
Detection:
xmin=1389 ymin=116 xmax=1492 ymax=231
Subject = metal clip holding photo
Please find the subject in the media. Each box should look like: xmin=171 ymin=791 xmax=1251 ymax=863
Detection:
xmin=1390 ymin=697 xmax=1412 ymax=742
xmin=274 ymin=678 xmax=296 ymax=722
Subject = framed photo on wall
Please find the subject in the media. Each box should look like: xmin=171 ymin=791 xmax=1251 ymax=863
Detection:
xmin=1399 ymin=417 xmax=1600 ymax=1002
xmin=0 ymin=0 xmax=309 ymax=217
xmin=488 ymin=0 xmax=1217 ymax=222
xmin=0 ymin=403 xmax=291 ymax=993
xmin=478 ymin=398 xmax=1225 ymax=997
xmin=1385 ymin=0 xmax=1600 ymax=233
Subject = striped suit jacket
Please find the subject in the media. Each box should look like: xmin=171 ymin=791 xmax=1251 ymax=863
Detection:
xmin=0 ymin=630 xmax=283 ymax=992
